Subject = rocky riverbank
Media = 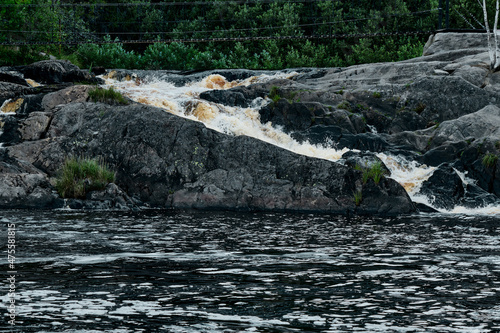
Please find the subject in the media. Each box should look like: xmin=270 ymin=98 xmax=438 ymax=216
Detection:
xmin=1 ymin=33 xmax=499 ymax=214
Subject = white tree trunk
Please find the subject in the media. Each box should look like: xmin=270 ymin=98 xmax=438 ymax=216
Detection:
xmin=483 ymin=0 xmax=496 ymax=69
xmin=495 ymin=0 xmax=500 ymax=69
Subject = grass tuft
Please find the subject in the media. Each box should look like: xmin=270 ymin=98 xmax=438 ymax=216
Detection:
xmin=353 ymin=190 xmax=362 ymax=206
xmin=88 ymin=86 xmax=129 ymax=105
xmin=482 ymin=153 xmax=498 ymax=169
xmin=356 ymin=161 xmax=386 ymax=185
xmin=269 ymin=86 xmax=281 ymax=104
xmin=55 ymin=156 xmax=115 ymax=199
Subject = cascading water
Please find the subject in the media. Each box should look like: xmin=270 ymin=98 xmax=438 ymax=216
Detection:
xmin=104 ymin=73 xmax=500 ymax=215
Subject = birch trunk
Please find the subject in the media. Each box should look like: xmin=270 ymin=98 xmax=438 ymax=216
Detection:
xmin=495 ymin=0 xmax=500 ymax=69
xmin=483 ymin=0 xmax=496 ymax=69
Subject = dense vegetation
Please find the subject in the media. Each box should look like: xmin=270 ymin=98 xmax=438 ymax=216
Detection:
xmin=0 ymin=0 xmax=494 ymax=69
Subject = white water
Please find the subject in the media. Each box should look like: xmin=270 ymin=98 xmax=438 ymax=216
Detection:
xmin=103 ymin=73 xmax=500 ymax=216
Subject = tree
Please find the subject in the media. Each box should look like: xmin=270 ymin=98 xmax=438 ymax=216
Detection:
xmin=480 ymin=0 xmax=500 ymax=69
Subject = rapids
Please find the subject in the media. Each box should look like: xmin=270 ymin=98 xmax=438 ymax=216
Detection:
xmin=103 ymin=72 xmax=500 ymax=215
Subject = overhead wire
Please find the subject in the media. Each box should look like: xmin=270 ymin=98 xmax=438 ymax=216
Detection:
xmin=0 ymin=2 xmax=438 ymax=46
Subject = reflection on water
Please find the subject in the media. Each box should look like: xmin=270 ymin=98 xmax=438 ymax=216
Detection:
xmin=1 ymin=210 xmax=500 ymax=332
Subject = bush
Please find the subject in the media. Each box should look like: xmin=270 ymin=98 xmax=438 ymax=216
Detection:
xmin=55 ymin=157 xmax=115 ymax=199
xmin=0 ymin=46 xmax=49 ymax=67
xmin=88 ymin=87 xmax=129 ymax=105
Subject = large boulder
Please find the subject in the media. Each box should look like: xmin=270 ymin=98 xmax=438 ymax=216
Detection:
xmin=17 ymin=60 xmax=102 ymax=84
xmin=423 ymin=33 xmax=488 ymax=56
xmin=418 ymin=163 xmax=500 ymax=210
xmin=431 ymin=105 xmax=500 ymax=144
xmin=21 ymin=102 xmax=414 ymax=215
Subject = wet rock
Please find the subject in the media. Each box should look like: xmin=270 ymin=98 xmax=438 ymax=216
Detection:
xmin=86 ymin=183 xmax=138 ymax=210
xmin=461 ymin=183 xmax=500 ymax=209
xmin=358 ymin=177 xmax=414 ymax=215
xmin=420 ymin=141 xmax=468 ymax=167
xmin=15 ymin=94 xmax=45 ymax=115
xmin=0 ymin=82 xmax=31 ymax=105
xmin=0 ymin=70 xmax=28 ymax=86
xmin=200 ymin=86 xmax=268 ymax=108
xmin=342 ymin=151 xmax=391 ymax=175
xmin=418 ymin=164 xmax=465 ymax=210
xmin=259 ymin=99 xmax=317 ymax=132
xmin=0 ymin=116 xmax=21 ymax=145
xmin=17 ymin=60 xmax=102 ymax=84
xmin=0 ymin=173 xmax=57 ymax=209
xmin=291 ymin=125 xmax=345 ymax=145
xmin=337 ymin=133 xmax=391 ymax=152
xmin=34 ymin=102 xmax=414 ymax=215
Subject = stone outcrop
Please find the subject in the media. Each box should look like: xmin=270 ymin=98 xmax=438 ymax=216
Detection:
xmin=8 ymin=102 xmax=413 ymax=215
xmin=1 ymin=34 xmax=500 ymax=213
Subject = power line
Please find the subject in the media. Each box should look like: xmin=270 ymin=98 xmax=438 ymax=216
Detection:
xmin=1 ymin=30 xmax=434 ymax=46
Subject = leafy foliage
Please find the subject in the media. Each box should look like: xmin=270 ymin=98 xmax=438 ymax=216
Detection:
xmin=0 ymin=0 xmax=474 ymax=69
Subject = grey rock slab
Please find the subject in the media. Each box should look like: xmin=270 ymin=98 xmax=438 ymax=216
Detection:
xmin=36 ymin=102 xmax=414 ymax=215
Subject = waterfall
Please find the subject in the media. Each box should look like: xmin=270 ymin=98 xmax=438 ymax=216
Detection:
xmin=104 ymin=73 xmax=500 ymax=215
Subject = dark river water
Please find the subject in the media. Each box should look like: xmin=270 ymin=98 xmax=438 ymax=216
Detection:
xmin=1 ymin=209 xmax=500 ymax=332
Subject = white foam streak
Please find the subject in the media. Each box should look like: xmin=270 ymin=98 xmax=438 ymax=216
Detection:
xmin=376 ymin=153 xmax=436 ymax=197
xmin=105 ymin=72 xmax=499 ymax=216
xmin=105 ymin=73 xmax=347 ymax=162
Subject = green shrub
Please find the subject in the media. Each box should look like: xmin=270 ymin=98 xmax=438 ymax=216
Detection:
xmin=482 ymin=153 xmax=498 ymax=168
xmin=0 ymin=46 xmax=49 ymax=67
xmin=372 ymin=91 xmax=382 ymax=99
xmin=88 ymin=87 xmax=129 ymax=105
xmin=55 ymin=157 xmax=115 ymax=199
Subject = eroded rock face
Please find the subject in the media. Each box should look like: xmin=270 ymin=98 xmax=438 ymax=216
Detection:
xmin=26 ymin=102 xmax=414 ymax=215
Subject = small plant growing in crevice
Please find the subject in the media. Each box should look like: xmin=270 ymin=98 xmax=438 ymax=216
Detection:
xmin=482 ymin=153 xmax=498 ymax=168
xmin=88 ymin=86 xmax=129 ymax=105
xmin=55 ymin=156 xmax=116 ymax=199
xmin=372 ymin=91 xmax=381 ymax=98
xmin=414 ymin=102 xmax=426 ymax=114
xmin=353 ymin=190 xmax=362 ymax=206
xmin=337 ymin=101 xmax=352 ymax=112
xmin=356 ymin=162 xmax=386 ymax=185
xmin=269 ymin=86 xmax=281 ymax=104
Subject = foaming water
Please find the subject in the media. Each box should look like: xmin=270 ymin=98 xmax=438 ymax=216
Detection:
xmin=0 ymin=98 xmax=18 ymax=114
xmin=104 ymin=72 xmax=499 ymax=216
xmin=104 ymin=73 xmax=349 ymax=161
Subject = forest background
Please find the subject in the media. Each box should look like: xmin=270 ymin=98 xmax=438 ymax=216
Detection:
xmin=0 ymin=0 xmax=494 ymax=70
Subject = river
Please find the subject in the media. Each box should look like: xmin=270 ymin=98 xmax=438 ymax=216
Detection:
xmin=1 ymin=209 xmax=500 ymax=332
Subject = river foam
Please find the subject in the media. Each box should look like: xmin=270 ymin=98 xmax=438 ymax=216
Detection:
xmin=104 ymin=72 xmax=499 ymax=216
